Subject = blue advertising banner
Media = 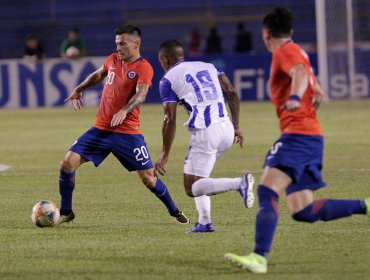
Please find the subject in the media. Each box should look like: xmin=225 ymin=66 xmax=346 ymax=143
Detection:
xmin=1 ymin=51 xmax=369 ymax=109
xmin=0 ymin=57 xmax=104 ymax=108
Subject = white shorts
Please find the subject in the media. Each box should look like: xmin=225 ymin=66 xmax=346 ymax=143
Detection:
xmin=184 ymin=119 xmax=234 ymax=177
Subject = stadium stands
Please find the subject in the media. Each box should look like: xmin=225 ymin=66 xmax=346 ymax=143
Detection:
xmin=0 ymin=0 xmax=319 ymax=58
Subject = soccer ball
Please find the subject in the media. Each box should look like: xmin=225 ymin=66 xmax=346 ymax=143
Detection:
xmin=65 ymin=46 xmax=80 ymax=57
xmin=31 ymin=200 xmax=60 ymax=227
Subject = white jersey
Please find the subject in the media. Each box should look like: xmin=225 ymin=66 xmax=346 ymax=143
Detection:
xmin=159 ymin=61 xmax=229 ymax=129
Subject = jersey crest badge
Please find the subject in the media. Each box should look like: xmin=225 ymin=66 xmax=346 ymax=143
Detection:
xmin=128 ymin=70 xmax=137 ymax=79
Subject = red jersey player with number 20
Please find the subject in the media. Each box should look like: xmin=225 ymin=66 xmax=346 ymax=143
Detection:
xmin=58 ymin=25 xmax=189 ymax=225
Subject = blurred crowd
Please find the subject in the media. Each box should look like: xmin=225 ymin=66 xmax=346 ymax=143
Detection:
xmin=23 ymin=22 xmax=253 ymax=62
xmin=186 ymin=22 xmax=253 ymax=56
xmin=23 ymin=27 xmax=86 ymax=62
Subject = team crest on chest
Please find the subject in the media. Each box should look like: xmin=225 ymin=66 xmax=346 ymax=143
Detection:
xmin=128 ymin=70 xmax=137 ymax=79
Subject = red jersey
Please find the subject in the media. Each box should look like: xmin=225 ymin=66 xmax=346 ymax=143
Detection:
xmin=94 ymin=54 xmax=153 ymax=134
xmin=270 ymin=42 xmax=322 ymax=136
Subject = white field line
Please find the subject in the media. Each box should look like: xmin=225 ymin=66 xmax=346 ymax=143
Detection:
xmin=0 ymin=164 xmax=11 ymax=171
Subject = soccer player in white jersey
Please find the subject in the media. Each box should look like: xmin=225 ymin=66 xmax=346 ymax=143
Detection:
xmin=154 ymin=40 xmax=255 ymax=233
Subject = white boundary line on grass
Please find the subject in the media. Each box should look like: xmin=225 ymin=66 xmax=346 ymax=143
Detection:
xmin=336 ymin=168 xmax=370 ymax=172
xmin=0 ymin=164 xmax=11 ymax=171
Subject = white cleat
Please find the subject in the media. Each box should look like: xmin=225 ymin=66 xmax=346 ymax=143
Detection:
xmin=238 ymin=173 xmax=255 ymax=208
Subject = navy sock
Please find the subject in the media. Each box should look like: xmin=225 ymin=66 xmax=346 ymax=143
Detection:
xmin=59 ymin=170 xmax=75 ymax=211
xmin=149 ymin=178 xmax=178 ymax=215
xmin=292 ymin=199 xmax=366 ymax=223
xmin=254 ymin=185 xmax=279 ymax=258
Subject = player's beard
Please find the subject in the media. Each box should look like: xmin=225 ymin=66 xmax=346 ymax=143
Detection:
xmin=118 ymin=52 xmax=132 ymax=62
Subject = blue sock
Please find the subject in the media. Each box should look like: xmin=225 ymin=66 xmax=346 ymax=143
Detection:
xmin=59 ymin=170 xmax=75 ymax=211
xmin=254 ymin=185 xmax=279 ymax=258
xmin=149 ymin=178 xmax=178 ymax=215
xmin=292 ymin=199 xmax=366 ymax=223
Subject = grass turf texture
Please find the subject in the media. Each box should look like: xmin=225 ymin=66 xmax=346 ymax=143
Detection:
xmin=0 ymin=100 xmax=369 ymax=280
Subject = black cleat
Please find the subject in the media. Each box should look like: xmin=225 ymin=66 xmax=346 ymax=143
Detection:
xmin=58 ymin=209 xmax=75 ymax=225
xmin=171 ymin=210 xmax=190 ymax=224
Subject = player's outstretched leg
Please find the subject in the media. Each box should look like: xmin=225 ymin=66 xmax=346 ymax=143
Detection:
xmin=191 ymin=173 xmax=255 ymax=208
xmin=149 ymin=177 xmax=190 ymax=224
xmin=238 ymin=173 xmax=255 ymax=208
xmin=224 ymin=252 xmax=267 ymax=274
xmin=292 ymin=198 xmax=368 ymax=223
xmin=58 ymin=170 xmax=76 ymax=225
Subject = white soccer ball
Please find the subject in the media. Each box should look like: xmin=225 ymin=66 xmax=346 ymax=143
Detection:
xmin=65 ymin=46 xmax=80 ymax=57
xmin=31 ymin=200 xmax=60 ymax=227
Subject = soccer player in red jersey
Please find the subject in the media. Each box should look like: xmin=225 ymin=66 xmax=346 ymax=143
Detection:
xmin=58 ymin=25 xmax=189 ymax=225
xmin=225 ymin=7 xmax=370 ymax=273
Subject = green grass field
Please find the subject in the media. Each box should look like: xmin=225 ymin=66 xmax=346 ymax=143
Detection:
xmin=0 ymin=100 xmax=369 ymax=280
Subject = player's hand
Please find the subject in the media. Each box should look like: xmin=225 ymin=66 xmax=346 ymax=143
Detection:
xmin=281 ymin=95 xmax=301 ymax=112
xmin=234 ymin=127 xmax=244 ymax=148
xmin=65 ymin=90 xmax=84 ymax=111
xmin=312 ymin=83 xmax=324 ymax=110
xmin=111 ymin=110 xmax=127 ymax=127
xmin=284 ymin=100 xmax=301 ymax=111
xmin=154 ymin=153 xmax=169 ymax=176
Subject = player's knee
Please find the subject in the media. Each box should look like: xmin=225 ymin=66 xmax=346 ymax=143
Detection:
xmin=183 ymin=181 xmax=195 ymax=197
xmin=141 ymin=175 xmax=156 ymax=189
xmin=137 ymin=169 xmax=156 ymax=188
xmin=258 ymin=185 xmax=279 ymax=199
xmin=184 ymin=183 xmax=194 ymax=197
xmin=140 ymin=173 xmax=157 ymax=189
xmin=60 ymin=151 xmax=83 ymax=173
xmin=185 ymin=188 xmax=194 ymax=197
xmin=291 ymin=206 xmax=318 ymax=223
xmin=60 ymin=159 xmax=74 ymax=173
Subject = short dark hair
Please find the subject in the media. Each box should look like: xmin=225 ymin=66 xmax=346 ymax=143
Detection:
xmin=26 ymin=34 xmax=39 ymax=41
xmin=115 ymin=25 xmax=141 ymax=38
xmin=70 ymin=27 xmax=79 ymax=34
xmin=262 ymin=7 xmax=293 ymax=38
xmin=158 ymin=40 xmax=184 ymax=59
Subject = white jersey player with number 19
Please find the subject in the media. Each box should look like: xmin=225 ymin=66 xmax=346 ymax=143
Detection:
xmin=154 ymin=40 xmax=255 ymax=233
xmin=162 ymin=61 xmax=229 ymax=129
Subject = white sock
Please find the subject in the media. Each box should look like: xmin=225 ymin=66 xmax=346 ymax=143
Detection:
xmin=194 ymin=195 xmax=211 ymax=225
xmin=192 ymin=177 xmax=242 ymax=196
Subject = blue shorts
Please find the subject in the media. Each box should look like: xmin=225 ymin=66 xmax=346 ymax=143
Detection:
xmin=69 ymin=127 xmax=153 ymax=171
xmin=264 ymin=134 xmax=327 ymax=195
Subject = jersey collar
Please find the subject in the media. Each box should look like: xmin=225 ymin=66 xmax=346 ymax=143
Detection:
xmin=166 ymin=61 xmax=183 ymax=73
xmin=122 ymin=55 xmax=144 ymax=65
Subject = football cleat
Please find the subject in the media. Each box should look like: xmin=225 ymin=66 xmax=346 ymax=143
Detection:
xmin=186 ymin=222 xmax=215 ymax=233
xmin=365 ymin=197 xmax=370 ymax=217
xmin=238 ymin=173 xmax=255 ymax=208
xmin=171 ymin=210 xmax=190 ymax=224
xmin=57 ymin=209 xmax=75 ymax=225
xmin=224 ymin=252 xmax=267 ymax=274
